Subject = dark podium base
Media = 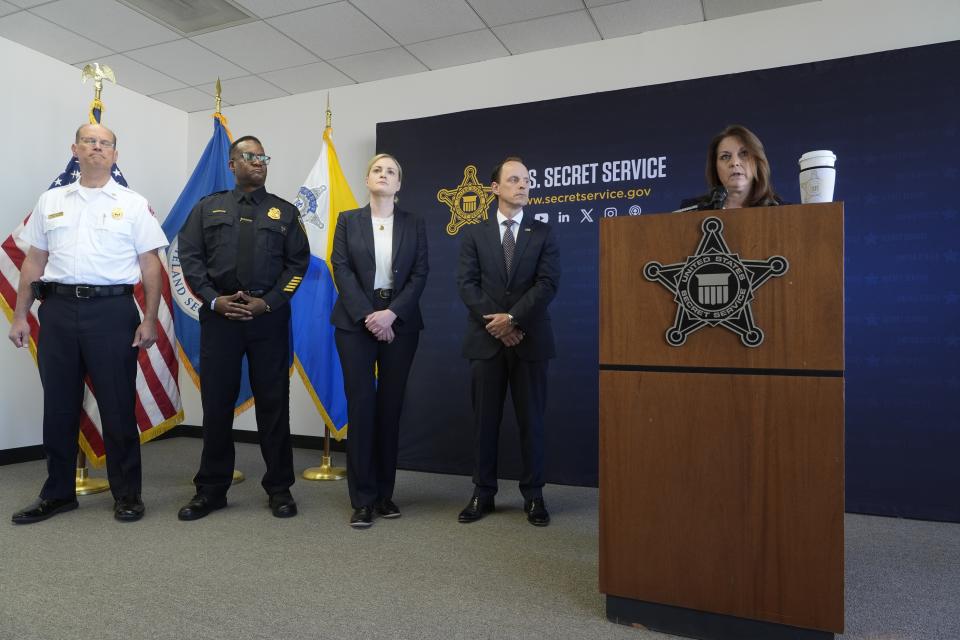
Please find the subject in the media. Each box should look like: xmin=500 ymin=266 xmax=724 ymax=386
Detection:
xmin=606 ymin=596 xmax=834 ymax=640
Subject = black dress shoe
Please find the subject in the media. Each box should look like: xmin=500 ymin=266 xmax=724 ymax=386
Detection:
xmin=350 ymin=507 xmax=373 ymax=529
xmin=268 ymin=491 xmax=298 ymax=518
xmin=177 ymin=494 xmax=226 ymax=521
xmin=11 ymin=497 xmax=79 ymax=524
xmin=350 ymin=506 xmax=373 ymax=529
xmin=458 ymin=495 xmax=495 ymax=523
xmin=114 ymin=495 xmax=145 ymax=522
xmin=375 ymin=498 xmax=401 ymax=519
xmin=524 ymin=497 xmax=550 ymax=527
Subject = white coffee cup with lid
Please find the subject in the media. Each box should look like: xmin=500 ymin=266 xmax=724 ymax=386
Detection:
xmin=798 ymin=150 xmax=837 ymax=203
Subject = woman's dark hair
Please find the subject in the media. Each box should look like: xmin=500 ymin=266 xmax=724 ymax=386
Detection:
xmin=705 ymin=124 xmax=779 ymax=206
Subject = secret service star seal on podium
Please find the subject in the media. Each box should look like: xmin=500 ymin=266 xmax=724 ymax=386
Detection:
xmin=644 ymin=216 xmax=789 ymax=348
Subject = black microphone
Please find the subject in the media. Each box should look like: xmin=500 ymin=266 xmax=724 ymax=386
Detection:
xmin=708 ymin=186 xmax=728 ymax=210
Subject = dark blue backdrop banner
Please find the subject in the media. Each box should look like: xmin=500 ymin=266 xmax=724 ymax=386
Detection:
xmin=377 ymin=41 xmax=959 ymax=522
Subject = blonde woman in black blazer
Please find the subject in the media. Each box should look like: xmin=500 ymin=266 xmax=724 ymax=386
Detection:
xmin=330 ymin=154 xmax=428 ymax=528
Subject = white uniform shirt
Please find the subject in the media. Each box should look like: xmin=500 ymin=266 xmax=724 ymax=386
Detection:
xmin=22 ymin=178 xmax=168 ymax=285
xmin=372 ymin=213 xmax=394 ymax=290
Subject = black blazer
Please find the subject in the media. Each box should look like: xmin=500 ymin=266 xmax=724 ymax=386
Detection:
xmin=330 ymin=205 xmax=428 ymax=334
xmin=457 ymin=215 xmax=560 ymax=361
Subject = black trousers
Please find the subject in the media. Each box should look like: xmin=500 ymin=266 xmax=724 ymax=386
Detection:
xmin=37 ymin=293 xmax=141 ymax=500
xmin=470 ymin=350 xmax=548 ymax=501
xmin=335 ymin=327 xmax=419 ymax=509
xmin=195 ymin=305 xmax=294 ymax=498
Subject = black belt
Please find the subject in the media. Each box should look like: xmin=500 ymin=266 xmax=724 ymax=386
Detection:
xmin=374 ymin=288 xmax=393 ymax=299
xmin=243 ymin=289 xmax=267 ymax=297
xmin=46 ymin=283 xmax=134 ymax=299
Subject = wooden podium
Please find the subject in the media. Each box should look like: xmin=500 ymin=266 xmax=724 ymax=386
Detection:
xmin=599 ymin=203 xmax=844 ymax=639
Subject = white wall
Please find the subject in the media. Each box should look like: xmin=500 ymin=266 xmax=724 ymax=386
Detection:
xmin=185 ymin=0 xmax=960 ymax=435
xmin=2 ymin=0 xmax=958 ymax=449
xmin=0 ymin=36 xmax=187 ymax=450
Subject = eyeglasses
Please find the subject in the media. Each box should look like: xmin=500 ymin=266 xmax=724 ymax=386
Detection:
xmin=79 ymin=137 xmax=116 ymax=149
xmin=240 ymin=152 xmax=271 ymax=165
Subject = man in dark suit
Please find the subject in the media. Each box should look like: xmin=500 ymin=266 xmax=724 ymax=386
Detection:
xmin=456 ymin=156 xmax=560 ymax=527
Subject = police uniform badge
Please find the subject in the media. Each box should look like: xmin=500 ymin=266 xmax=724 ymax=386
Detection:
xmin=111 ymin=208 xmax=124 ymax=220
xmin=267 ymin=207 xmax=282 ymax=220
xmin=644 ymin=216 xmax=789 ymax=348
xmin=438 ymin=165 xmax=496 ymax=236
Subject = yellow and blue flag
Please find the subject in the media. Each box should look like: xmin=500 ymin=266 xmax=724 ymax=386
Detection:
xmin=290 ymin=125 xmax=355 ymax=438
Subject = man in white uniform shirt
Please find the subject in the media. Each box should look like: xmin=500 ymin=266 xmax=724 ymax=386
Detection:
xmin=8 ymin=123 xmax=168 ymax=524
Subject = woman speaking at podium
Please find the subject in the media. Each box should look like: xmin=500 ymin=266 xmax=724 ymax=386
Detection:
xmin=686 ymin=124 xmax=783 ymax=211
xmin=330 ymin=153 xmax=429 ymax=529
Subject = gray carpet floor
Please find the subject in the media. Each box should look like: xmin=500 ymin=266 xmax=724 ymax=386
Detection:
xmin=0 ymin=438 xmax=958 ymax=640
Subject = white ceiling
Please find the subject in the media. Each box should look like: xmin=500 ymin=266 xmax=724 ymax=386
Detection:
xmin=0 ymin=0 xmax=817 ymax=112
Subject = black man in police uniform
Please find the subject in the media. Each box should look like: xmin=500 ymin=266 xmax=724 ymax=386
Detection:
xmin=176 ymin=135 xmax=309 ymax=520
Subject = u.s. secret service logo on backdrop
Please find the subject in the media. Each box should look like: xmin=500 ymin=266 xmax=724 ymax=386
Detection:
xmin=643 ymin=216 xmax=788 ymax=347
xmin=437 ymin=165 xmax=496 ymax=236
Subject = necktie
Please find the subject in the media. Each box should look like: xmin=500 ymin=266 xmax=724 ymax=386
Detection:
xmin=236 ymin=195 xmax=256 ymax=289
xmin=502 ymin=219 xmax=516 ymax=274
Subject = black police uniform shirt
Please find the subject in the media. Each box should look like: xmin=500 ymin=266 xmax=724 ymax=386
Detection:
xmin=177 ymin=186 xmax=310 ymax=310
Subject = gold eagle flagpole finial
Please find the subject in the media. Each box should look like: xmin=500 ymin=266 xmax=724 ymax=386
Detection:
xmin=81 ymin=63 xmax=115 ymax=102
xmin=81 ymin=63 xmax=115 ymax=124
xmin=325 ymin=92 xmax=332 ymax=129
xmin=215 ymin=78 xmax=222 ymax=114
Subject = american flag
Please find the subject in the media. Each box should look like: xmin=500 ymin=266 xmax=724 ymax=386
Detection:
xmin=0 ymin=118 xmax=183 ymax=467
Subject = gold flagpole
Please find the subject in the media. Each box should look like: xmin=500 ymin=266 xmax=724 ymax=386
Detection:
xmin=303 ymin=93 xmax=346 ymax=482
xmin=74 ymin=63 xmax=116 ymax=496
xmin=212 ymin=78 xmax=245 ymax=485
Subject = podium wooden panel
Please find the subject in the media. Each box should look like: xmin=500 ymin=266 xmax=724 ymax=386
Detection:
xmin=599 ymin=204 xmax=844 ymax=638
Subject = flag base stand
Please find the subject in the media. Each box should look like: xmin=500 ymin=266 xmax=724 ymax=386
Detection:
xmin=232 ymin=470 xmax=245 ymax=484
xmin=303 ymin=428 xmax=346 ymax=481
xmin=76 ymin=467 xmax=110 ymax=495
xmin=303 ymin=455 xmax=346 ymax=481
xmin=75 ymin=451 xmax=109 ymax=496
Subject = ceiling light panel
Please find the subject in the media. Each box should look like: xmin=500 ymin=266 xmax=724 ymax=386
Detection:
xmin=119 ymin=0 xmax=255 ymax=36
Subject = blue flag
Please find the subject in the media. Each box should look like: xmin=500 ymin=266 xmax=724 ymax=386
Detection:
xmin=162 ymin=114 xmax=254 ymax=413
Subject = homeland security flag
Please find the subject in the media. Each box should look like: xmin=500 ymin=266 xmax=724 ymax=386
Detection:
xmin=0 ymin=101 xmax=183 ymax=466
xmin=161 ymin=113 xmax=255 ymax=413
xmin=290 ymin=125 xmax=354 ymax=438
